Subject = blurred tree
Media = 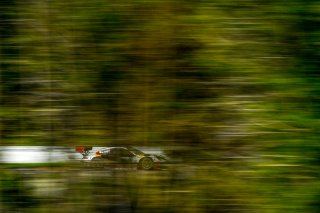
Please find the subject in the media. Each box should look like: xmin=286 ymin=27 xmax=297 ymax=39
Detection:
xmin=1 ymin=0 xmax=320 ymax=212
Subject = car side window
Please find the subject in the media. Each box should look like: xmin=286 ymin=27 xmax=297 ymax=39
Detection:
xmin=100 ymin=149 xmax=110 ymax=158
xmin=110 ymin=148 xmax=132 ymax=157
xmin=108 ymin=149 xmax=116 ymax=158
xmin=120 ymin=149 xmax=133 ymax=157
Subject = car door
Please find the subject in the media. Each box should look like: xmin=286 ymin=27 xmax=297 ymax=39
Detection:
xmin=108 ymin=148 xmax=133 ymax=164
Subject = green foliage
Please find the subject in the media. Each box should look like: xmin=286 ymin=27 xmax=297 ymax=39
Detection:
xmin=0 ymin=0 xmax=320 ymax=212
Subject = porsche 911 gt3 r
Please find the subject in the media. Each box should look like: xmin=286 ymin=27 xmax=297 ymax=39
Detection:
xmin=76 ymin=146 xmax=167 ymax=170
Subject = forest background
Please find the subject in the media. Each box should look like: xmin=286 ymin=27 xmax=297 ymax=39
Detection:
xmin=1 ymin=0 xmax=320 ymax=212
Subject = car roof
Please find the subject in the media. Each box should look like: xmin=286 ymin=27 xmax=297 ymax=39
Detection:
xmin=99 ymin=147 xmax=128 ymax=151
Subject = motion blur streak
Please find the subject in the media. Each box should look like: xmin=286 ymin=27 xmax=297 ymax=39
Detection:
xmin=1 ymin=0 xmax=320 ymax=212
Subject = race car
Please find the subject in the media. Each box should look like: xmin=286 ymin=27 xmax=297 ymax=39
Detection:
xmin=75 ymin=146 xmax=167 ymax=170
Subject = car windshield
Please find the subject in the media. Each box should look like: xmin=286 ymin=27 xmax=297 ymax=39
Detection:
xmin=128 ymin=148 xmax=145 ymax=156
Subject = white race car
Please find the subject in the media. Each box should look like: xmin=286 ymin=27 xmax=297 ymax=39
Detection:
xmin=76 ymin=146 xmax=167 ymax=170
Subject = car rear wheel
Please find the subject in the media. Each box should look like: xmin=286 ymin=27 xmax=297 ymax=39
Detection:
xmin=138 ymin=157 xmax=154 ymax=170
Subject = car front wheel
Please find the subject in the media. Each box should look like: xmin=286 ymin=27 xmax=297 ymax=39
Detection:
xmin=138 ymin=157 xmax=154 ymax=170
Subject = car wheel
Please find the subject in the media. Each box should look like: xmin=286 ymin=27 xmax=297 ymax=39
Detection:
xmin=138 ymin=157 xmax=154 ymax=170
